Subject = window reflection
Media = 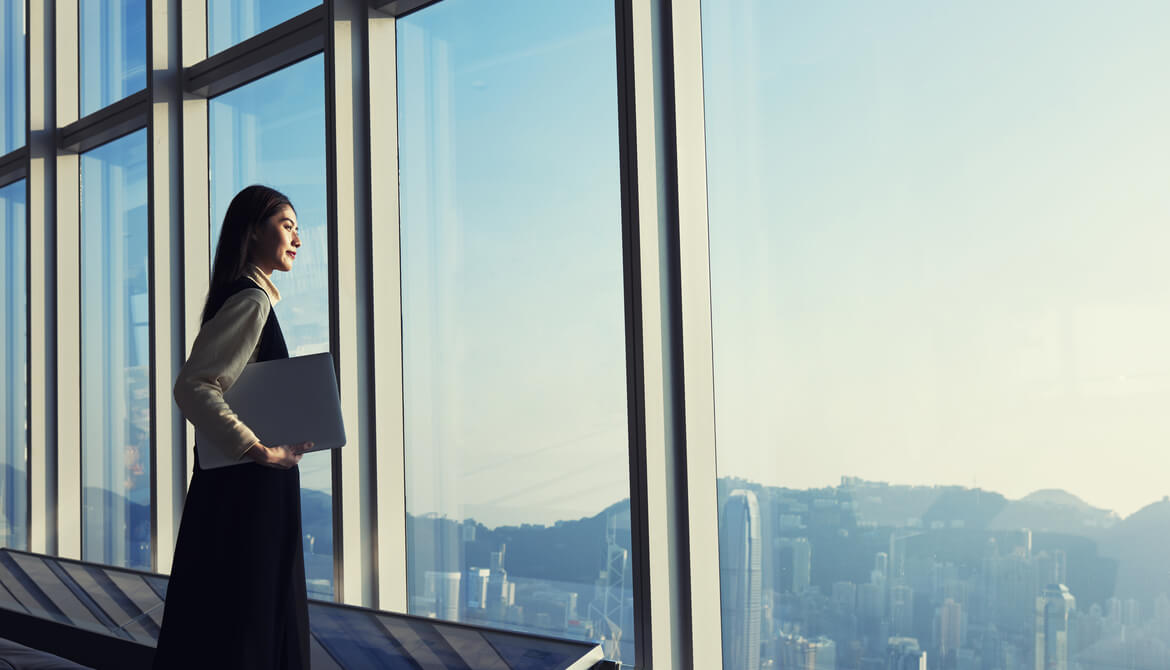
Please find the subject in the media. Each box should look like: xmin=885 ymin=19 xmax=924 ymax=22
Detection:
xmin=0 ymin=180 xmax=26 ymax=551
xmin=207 ymin=0 xmax=320 ymax=56
xmin=208 ymin=55 xmax=333 ymax=599
xmin=79 ymin=0 xmax=147 ymax=117
xmin=703 ymin=3 xmax=1170 ymax=670
xmin=80 ymin=130 xmax=150 ymax=570
xmin=0 ymin=0 xmax=25 ymax=153
xmin=396 ymin=0 xmax=633 ymax=662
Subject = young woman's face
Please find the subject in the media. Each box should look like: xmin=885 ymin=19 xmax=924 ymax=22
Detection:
xmin=250 ymin=205 xmax=301 ymax=274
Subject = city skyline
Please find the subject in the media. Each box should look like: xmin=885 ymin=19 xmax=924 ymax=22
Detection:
xmin=714 ymin=478 xmax=1170 ymax=670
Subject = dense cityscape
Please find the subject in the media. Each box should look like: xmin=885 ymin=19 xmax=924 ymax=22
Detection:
xmin=719 ymin=477 xmax=1170 ymax=670
xmin=404 ymin=504 xmax=636 ymax=664
xmin=12 ymin=457 xmax=1170 ymax=670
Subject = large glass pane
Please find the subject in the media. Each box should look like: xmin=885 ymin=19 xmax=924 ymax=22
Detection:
xmin=81 ymin=129 xmax=150 ymax=570
xmin=79 ymin=0 xmax=147 ymax=117
xmin=207 ymin=0 xmax=320 ymax=56
xmin=208 ymin=54 xmax=333 ymax=599
xmin=0 ymin=0 xmax=25 ymax=153
xmin=0 ymin=180 xmax=26 ymax=550
xmin=396 ymin=0 xmax=633 ymax=663
xmin=703 ymin=3 xmax=1170 ymax=670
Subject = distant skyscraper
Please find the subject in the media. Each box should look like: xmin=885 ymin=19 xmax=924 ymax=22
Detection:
xmin=1155 ymin=593 xmax=1170 ymax=641
xmin=889 ymin=531 xmax=918 ymax=583
xmin=833 ymin=582 xmax=857 ymax=612
xmin=859 ymin=582 xmax=886 ymax=620
xmin=1036 ymin=550 xmax=1066 ymax=587
xmin=939 ymin=598 xmax=963 ymax=655
xmin=776 ymin=537 xmax=812 ymax=594
xmin=890 ymin=585 xmax=914 ymax=636
xmin=887 ymin=637 xmax=927 ymax=670
xmin=1034 ymin=584 xmax=1075 ymax=670
xmin=778 ymin=630 xmax=837 ymax=670
xmin=1151 ymin=593 xmax=1170 ymax=626
xmin=720 ymin=489 xmax=763 ymax=670
xmin=995 ymin=554 xmax=1037 ymax=633
xmin=425 ymin=571 xmax=463 ymax=622
xmin=590 ymin=513 xmax=631 ymax=663
xmin=1122 ymin=599 xmax=1141 ymax=627
xmin=1155 ymin=594 xmax=1170 ymax=622
xmin=486 ymin=544 xmax=512 ymax=619
xmin=1106 ymin=597 xmax=1122 ymax=625
xmin=465 ymin=567 xmax=490 ymax=610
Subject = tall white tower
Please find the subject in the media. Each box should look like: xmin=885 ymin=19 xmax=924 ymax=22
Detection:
xmin=720 ymin=489 xmax=762 ymax=670
xmin=1034 ymin=584 xmax=1075 ymax=670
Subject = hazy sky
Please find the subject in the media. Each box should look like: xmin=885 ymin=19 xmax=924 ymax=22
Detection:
xmin=705 ymin=1 xmax=1170 ymax=518
xmin=396 ymin=0 xmax=630 ymax=529
xmin=192 ymin=0 xmax=1170 ymax=527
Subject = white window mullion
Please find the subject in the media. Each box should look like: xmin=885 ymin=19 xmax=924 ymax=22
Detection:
xmin=55 ymin=0 xmax=82 ymax=561
xmin=367 ymin=5 xmax=407 ymax=614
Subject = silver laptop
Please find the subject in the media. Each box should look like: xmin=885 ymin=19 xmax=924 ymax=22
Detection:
xmin=195 ymin=352 xmax=347 ymax=469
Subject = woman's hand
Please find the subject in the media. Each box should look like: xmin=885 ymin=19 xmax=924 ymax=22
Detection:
xmin=245 ymin=441 xmax=313 ymax=469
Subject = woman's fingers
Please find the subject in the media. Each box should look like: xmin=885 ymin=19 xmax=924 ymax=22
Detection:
xmin=257 ymin=443 xmax=311 ymax=469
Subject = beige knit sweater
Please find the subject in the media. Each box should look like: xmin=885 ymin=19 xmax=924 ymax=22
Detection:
xmin=173 ymin=265 xmax=282 ymax=462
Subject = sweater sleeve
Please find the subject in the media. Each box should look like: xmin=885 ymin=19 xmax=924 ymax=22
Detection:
xmin=173 ymin=288 xmax=271 ymax=461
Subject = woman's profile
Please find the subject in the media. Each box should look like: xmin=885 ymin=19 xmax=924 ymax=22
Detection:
xmin=153 ymin=185 xmax=312 ymax=670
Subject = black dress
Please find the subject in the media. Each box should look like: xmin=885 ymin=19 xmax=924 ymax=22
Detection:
xmin=153 ymin=277 xmax=310 ymax=670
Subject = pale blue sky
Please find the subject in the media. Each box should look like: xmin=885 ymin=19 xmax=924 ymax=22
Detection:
xmin=705 ymin=0 xmax=1170 ymax=517
xmin=186 ymin=0 xmax=1170 ymax=527
xmin=397 ymin=0 xmax=629 ymax=529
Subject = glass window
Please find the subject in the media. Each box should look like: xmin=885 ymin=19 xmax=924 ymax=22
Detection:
xmin=207 ymin=0 xmax=320 ymax=56
xmin=396 ymin=0 xmax=633 ymax=662
xmin=0 ymin=0 xmax=25 ymax=153
xmin=80 ymin=129 xmax=150 ymax=570
xmin=703 ymin=3 xmax=1170 ymax=670
xmin=0 ymin=180 xmax=26 ymax=551
xmin=79 ymin=0 xmax=147 ymax=117
xmin=208 ymin=54 xmax=333 ymax=599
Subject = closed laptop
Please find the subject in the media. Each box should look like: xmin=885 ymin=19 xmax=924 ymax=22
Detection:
xmin=195 ymin=352 xmax=346 ymax=469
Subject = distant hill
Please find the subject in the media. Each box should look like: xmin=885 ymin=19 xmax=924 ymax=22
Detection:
xmin=989 ymin=488 xmax=1118 ymax=534
xmin=843 ymin=482 xmax=945 ymax=527
xmin=300 ymin=488 xmax=333 ymax=555
xmin=406 ymin=498 xmax=632 ymax=596
xmin=1103 ymin=497 xmax=1170 ymax=606
xmin=921 ymin=487 xmax=1008 ymax=529
xmin=1022 ymin=489 xmax=1098 ymax=510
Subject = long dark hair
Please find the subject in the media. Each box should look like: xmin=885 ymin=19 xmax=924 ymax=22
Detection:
xmin=201 ymin=185 xmax=294 ymax=323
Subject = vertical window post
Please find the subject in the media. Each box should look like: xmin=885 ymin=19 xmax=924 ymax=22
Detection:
xmin=55 ymin=0 xmax=82 ymax=561
xmin=327 ymin=0 xmax=377 ymax=607
xmin=150 ymin=0 xmax=186 ymax=573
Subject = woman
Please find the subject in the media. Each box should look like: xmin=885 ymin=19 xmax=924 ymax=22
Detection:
xmin=153 ymin=185 xmax=312 ymax=670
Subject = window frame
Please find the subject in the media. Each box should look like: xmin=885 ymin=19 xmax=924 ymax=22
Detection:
xmin=10 ymin=0 xmax=728 ymax=666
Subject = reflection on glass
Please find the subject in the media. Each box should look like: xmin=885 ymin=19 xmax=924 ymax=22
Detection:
xmin=0 ymin=547 xmax=605 ymax=668
xmin=1 ymin=0 xmax=25 ymax=153
xmin=208 ymin=55 xmax=333 ymax=599
xmin=79 ymin=0 xmax=147 ymax=117
xmin=703 ymin=2 xmax=1170 ymax=670
xmin=207 ymin=0 xmax=320 ymax=56
xmin=0 ymin=180 xmax=26 ymax=550
xmin=81 ymin=130 xmax=150 ymax=570
xmin=396 ymin=0 xmax=632 ymax=662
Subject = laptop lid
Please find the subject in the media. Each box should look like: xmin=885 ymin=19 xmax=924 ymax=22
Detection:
xmin=195 ymin=352 xmax=346 ymax=469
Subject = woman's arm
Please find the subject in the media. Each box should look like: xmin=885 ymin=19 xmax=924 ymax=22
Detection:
xmin=173 ymin=288 xmax=272 ymax=462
